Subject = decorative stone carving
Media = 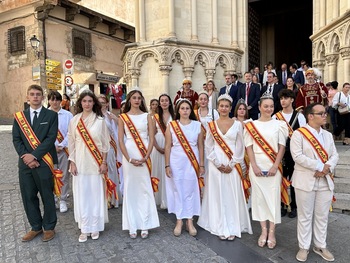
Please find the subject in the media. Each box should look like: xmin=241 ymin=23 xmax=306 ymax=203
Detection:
xmin=137 ymin=53 xmax=156 ymax=68
xmin=129 ymin=69 xmax=141 ymax=78
xmin=205 ymin=69 xmax=216 ymax=79
xmin=172 ymin=52 xmax=184 ymax=65
xmin=325 ymin=54 xmax=339 ymax=65
xmin=186 ymin=49 xmax=195 ymax=58
xmin=340 ymin=47 xmax=350 ymax=59
xmin=195 ymin=54 xmax=207 ymax=67
xmin=159 ymin=65 xmax=172 ymax=75
xmin=216 ymin=56 xmax=227 ymax=68
xmin=157 ymin=47 xmax=171 ymax=62
xmin=183 ymin=67 xmax=194 ymax=78
xmin=313 ymin=60 xmax=326 ymax=69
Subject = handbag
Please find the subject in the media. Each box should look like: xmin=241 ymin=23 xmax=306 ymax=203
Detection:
xmin=337 ymin=92 xmax=350 ymax=114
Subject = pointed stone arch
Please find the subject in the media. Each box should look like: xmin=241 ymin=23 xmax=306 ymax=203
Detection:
xmin=314 ymin=41 xmax=326 ymax=61
xmin=193 ymin=50 xmax=211 ymax=69
xmin=169 ymin=48 xmax=190 ymax=67
xmin=131 ymin=49 xmax=160 ymax=69
xmin=214 ymin=53 xmax=232 ymax=70
xmin=343 ymin=22 xmax=350 ymax=47
xmin=328 ymin=32 xmax=340 ymax=53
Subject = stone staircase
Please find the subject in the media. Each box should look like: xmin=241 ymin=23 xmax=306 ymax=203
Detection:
xmin=333 ymin=144 xmax=350 ymax=211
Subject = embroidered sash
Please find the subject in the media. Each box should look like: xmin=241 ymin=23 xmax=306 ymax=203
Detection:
xmin=208 ymin=121 xmax=251 ymax=201
xmin=56 ymin=129 xmax=69 ymax=156
xmin=120 ymin=113 xmax=159 ymax=192
xmin=297 ymin=127 xmax=336 ymax=203
xmin=170 ymin=120 xmax=205 ymax=189
xmin=14 ymin=111 xmax=63 ymax=196
xmin=275 ymin=112 xmax=294 ymax=139
xmin=76 ymin=118 xmax=118 ymax=200
xmin=194 ymin=110 xmax=207 ymax=138
xmin=245 ymin=121 xmax=290 ymax=205
xmin=154 ymin=114 xmax=166 ymax=136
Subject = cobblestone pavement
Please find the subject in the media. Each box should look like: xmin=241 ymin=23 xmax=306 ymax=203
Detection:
xmin=1 ymin=124 xmax=350 ymax=263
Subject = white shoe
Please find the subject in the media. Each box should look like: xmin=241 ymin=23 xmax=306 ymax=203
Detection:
xmin=54 ymin=196 xmax=59 ymax=209
xmin=60 ymin=201 xmax=68 ymax=213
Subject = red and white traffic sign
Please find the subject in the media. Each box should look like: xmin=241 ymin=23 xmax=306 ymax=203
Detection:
xmin=64 ymin=59 xmax=74 ymax=75
xmin=65 ymin=59 xmax=73 ymax=69
xmin=64 ymin=76 xmax=74 ymax=86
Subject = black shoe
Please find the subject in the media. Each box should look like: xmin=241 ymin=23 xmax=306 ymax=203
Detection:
xmin=281 ymin=208 xmax=287 ymax=217
xmin=289 ymin=209 xmax=297 ymax=218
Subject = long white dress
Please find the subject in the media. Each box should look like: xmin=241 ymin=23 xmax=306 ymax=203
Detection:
xmin=198 ymin=121 xmax=253 ymax=238
xmin=104 ymin=112 xmax=121 ymax=207
xmin=243 ymin=119 xmax=288 ymax=224
xmin=121 ymin=113 xmax=160 ymax=232
xmin=151 ymin=115 xmax=172 ymax=209
xmin=68 ymin=112 xmax=110 ymax=233
xmin=166 ymin=120 xmax=201 ymax=219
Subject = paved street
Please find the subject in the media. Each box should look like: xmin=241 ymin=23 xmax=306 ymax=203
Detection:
xmin=1 ymin=123 xmax=350 ymax=263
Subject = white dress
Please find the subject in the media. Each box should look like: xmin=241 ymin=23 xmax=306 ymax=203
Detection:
xmin=198 ymin=121 xmax=253 ymax=238
xmin=122 ymin=113 xmax=160 ymax=232
xmin=151 ymin=115 xmax=172 ymax=209
xmin=243 ymin=119 xmax=288 ymax=224
xmin=104 ymin=112 xmax=121 ymax=207
xmin=166 ymin=120 xmax=201 ymax=219
xmin=68 ymin=112 xmax=110 ymax=233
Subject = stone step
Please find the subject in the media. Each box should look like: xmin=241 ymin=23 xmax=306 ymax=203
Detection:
xmin=334 ymin=178 xmax=350 ymax=194
xmin=334 ymin=165 xmax=350 ymax=179
xmin=333 ymin=193 xmax=350 ymax=210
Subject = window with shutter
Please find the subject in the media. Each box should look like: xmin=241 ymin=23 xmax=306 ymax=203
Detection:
xmin=8 ymin=26 xmax=26 ymax=54
xmin=72 ymin=29 xmax=92 ymax=58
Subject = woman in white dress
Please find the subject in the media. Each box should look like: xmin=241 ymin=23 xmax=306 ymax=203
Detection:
xmin=98 ymin=94 xmax=120 ymax=208
xmin=118 ymin=89 xmax=159 ymax=239
xmin=165 ymin=99 xmax=205 ymax=237
xmin=244 ymin=93 xmax=288 ymax=249
xmin=68 ymin=91 xmax=110 ymax=242
xmin=151 ymin=94 xmax=174 ymax=209
xmin=198 ymin=94 xmax=253 ymax=240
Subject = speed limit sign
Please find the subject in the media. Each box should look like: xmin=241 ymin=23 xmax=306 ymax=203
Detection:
xmin=64 ymin=76 xmax=73 ymax=86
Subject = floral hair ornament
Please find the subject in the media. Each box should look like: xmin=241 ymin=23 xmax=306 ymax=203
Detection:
xmin=217 ymin=93 xmax=233 ymax=103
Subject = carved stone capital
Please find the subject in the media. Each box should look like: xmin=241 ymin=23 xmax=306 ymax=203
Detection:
xmin=325 ymin=54 xmax=339 ymax=65
xmin=312 ymin=60 xmax=326 ymax=69
xmin=340 ymin=47 xmax=350 ymax=59
xmin=129 ymin=69 xmax=141 ymax=78
xmin=183 ymin=67 xmax=194 ymax=78
xmin=159 ymin=65 xmax=172 ymax=76
xmin=205 ymin=69 xmax=216 ymax=79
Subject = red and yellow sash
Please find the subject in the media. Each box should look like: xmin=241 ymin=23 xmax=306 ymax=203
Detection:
xmin=297 ymin=127 xmax=336 ymax=203
xmin=194 ymin=110 xmax=207 ymax=138
xmin=245 ymin=121 xmax=290 ymax=205
xmin=109 ymin=135 xmax=122 ymax=169
xmin=56 ymin=129 xmax=69 ymax=156
xmin=154 ymin=114 xmax=166 ymax=136
xmin=208 ymin=121 xmax=251 ymax=201
xmin=76 ymin=118 xmax=118 ymax=200
xmin=170 ymin=120 xmax=205 ymax=189
xmin=120 ymin=113 xmax=159 ymax=192
xmin=275 ymin=112 xmax=294 ymax=139
xmin=14 ymin=111 xmax=63 ymax=196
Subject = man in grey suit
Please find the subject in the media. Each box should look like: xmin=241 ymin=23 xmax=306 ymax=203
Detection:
xmin=12 ymin=85 xmax=58 ymax=242
xmin=291 ymin=103 xmax=338 ymax=262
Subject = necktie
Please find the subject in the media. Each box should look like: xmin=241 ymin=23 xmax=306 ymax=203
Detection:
xmin=268 ymin=85 xmax=272 ymax=93
xmin=226 ymin=85 xmax=230 ymax=94
xmin=33 ymin=111 xmax=38 ymax=126
xmin=283 ymin=71 xmax=286 ymax=85
xmin=246 ymin=83 xmax=250 ymax=97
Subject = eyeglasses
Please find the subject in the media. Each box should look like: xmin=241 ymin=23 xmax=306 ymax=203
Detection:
xmin=311 ymin=112 xmax=327 ymax=117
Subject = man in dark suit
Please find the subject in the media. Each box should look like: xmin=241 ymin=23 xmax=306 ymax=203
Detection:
xmin=261 ymin=72 xmax=284 ymax=114
xmin=253 ymin=66 xmax=264 ymax=85
xmin=237 ymin=72 xmax=261 ymax=120
xmin=12 ymin=84 xmax=58 ymax=242
xmin=231 ymin=73 xmax=243 ymax=87
xmin=277 ymin=63 xmax=290 ymax=86
xmin=289 ymin=63 xmax=305 ymax=87
xmin=219 ymin=74 xmax=239 ymax=117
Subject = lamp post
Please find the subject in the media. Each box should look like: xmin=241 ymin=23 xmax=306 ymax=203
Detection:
xmin=29 ymin=35 xmax=41 ymax=59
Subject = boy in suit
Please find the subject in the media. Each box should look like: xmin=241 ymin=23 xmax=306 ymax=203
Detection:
xmin=12 ymin=85 xmax=58 ymax=242
xmin=291 ymin=103 xmax=338 ymax=262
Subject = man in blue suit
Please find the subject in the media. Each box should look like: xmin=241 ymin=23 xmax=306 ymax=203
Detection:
xmin=237 ymin=72 xmax=261 ymax=120
xmin=290 ymin=63 xmax=305 ymax=87
xmin=12 ymin=85 xmax=58 ymax=242
xmin=219 ymin=74 xmax=239 ymax=117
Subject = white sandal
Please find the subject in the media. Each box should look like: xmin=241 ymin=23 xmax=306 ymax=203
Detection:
xmin=78 ymin=233 xmax=90 ymax=243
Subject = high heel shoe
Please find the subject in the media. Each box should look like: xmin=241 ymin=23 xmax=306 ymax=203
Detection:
xmin=141 ymin=230 xmax=149 ymax=239
xmin=258 ymin=227 xmax=267 ymax=248
xmin=186 ymin=219 xmax=197 ymax=236
xmin=173 ymin=220 xmax=183 ymax=237
xmin=267 ymin=229 xmax=276 ymax=249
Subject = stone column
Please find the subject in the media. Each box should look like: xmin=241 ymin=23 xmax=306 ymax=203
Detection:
xmin=332 ymin=0 xmax=339 ymax=20
xmin=211 ymin=0 xmax=219 ymax=45
xmin=129 ymin=69 xmax=141 ymax=89
xmin=320 ymin=0 xmax=326 ymax=28
xmin=159 ymin=65 xmax=172 ymax=94
xmin=340 ymin=47 xmax=350 ymax=83
xmin=135 ymin=0 xmax=140 ymax=41
xmin=139 ymin=0 xmax=146 ymax=42
xmin=183 ymin=67 xmax=195 ymax=79
xmin=205 ymin=69 xmax=216 ymax=81
xmin=325 ymin=54 xmax=339 ymax=82
xmin=313 ymin=60 xmax=326 ymax=82
xmin=169 ymin=0 xmax=176 ymax=37
xmin=191 ymin=0 xmax=198 ymax=41
xmin=231 ymin=0 xmax=238 ymax=48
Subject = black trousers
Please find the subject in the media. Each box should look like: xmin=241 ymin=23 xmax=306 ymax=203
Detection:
xmin=282 ymin=151 xmax=297 ymax=210
xmin=334 ymin=111 xmax=350 ymax=137
xmin=19 ymin=165 xmax=57 ymax=231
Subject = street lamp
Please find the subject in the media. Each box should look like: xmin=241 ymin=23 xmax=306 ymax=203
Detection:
xmin=29 ymin=35 xmax=41 ymax=58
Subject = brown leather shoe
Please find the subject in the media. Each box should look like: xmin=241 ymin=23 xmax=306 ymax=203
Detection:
xmin=42 ymin=230 xmax=55 ymax=242
xmin=22 ymin=230 xmax=43 ymax=242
